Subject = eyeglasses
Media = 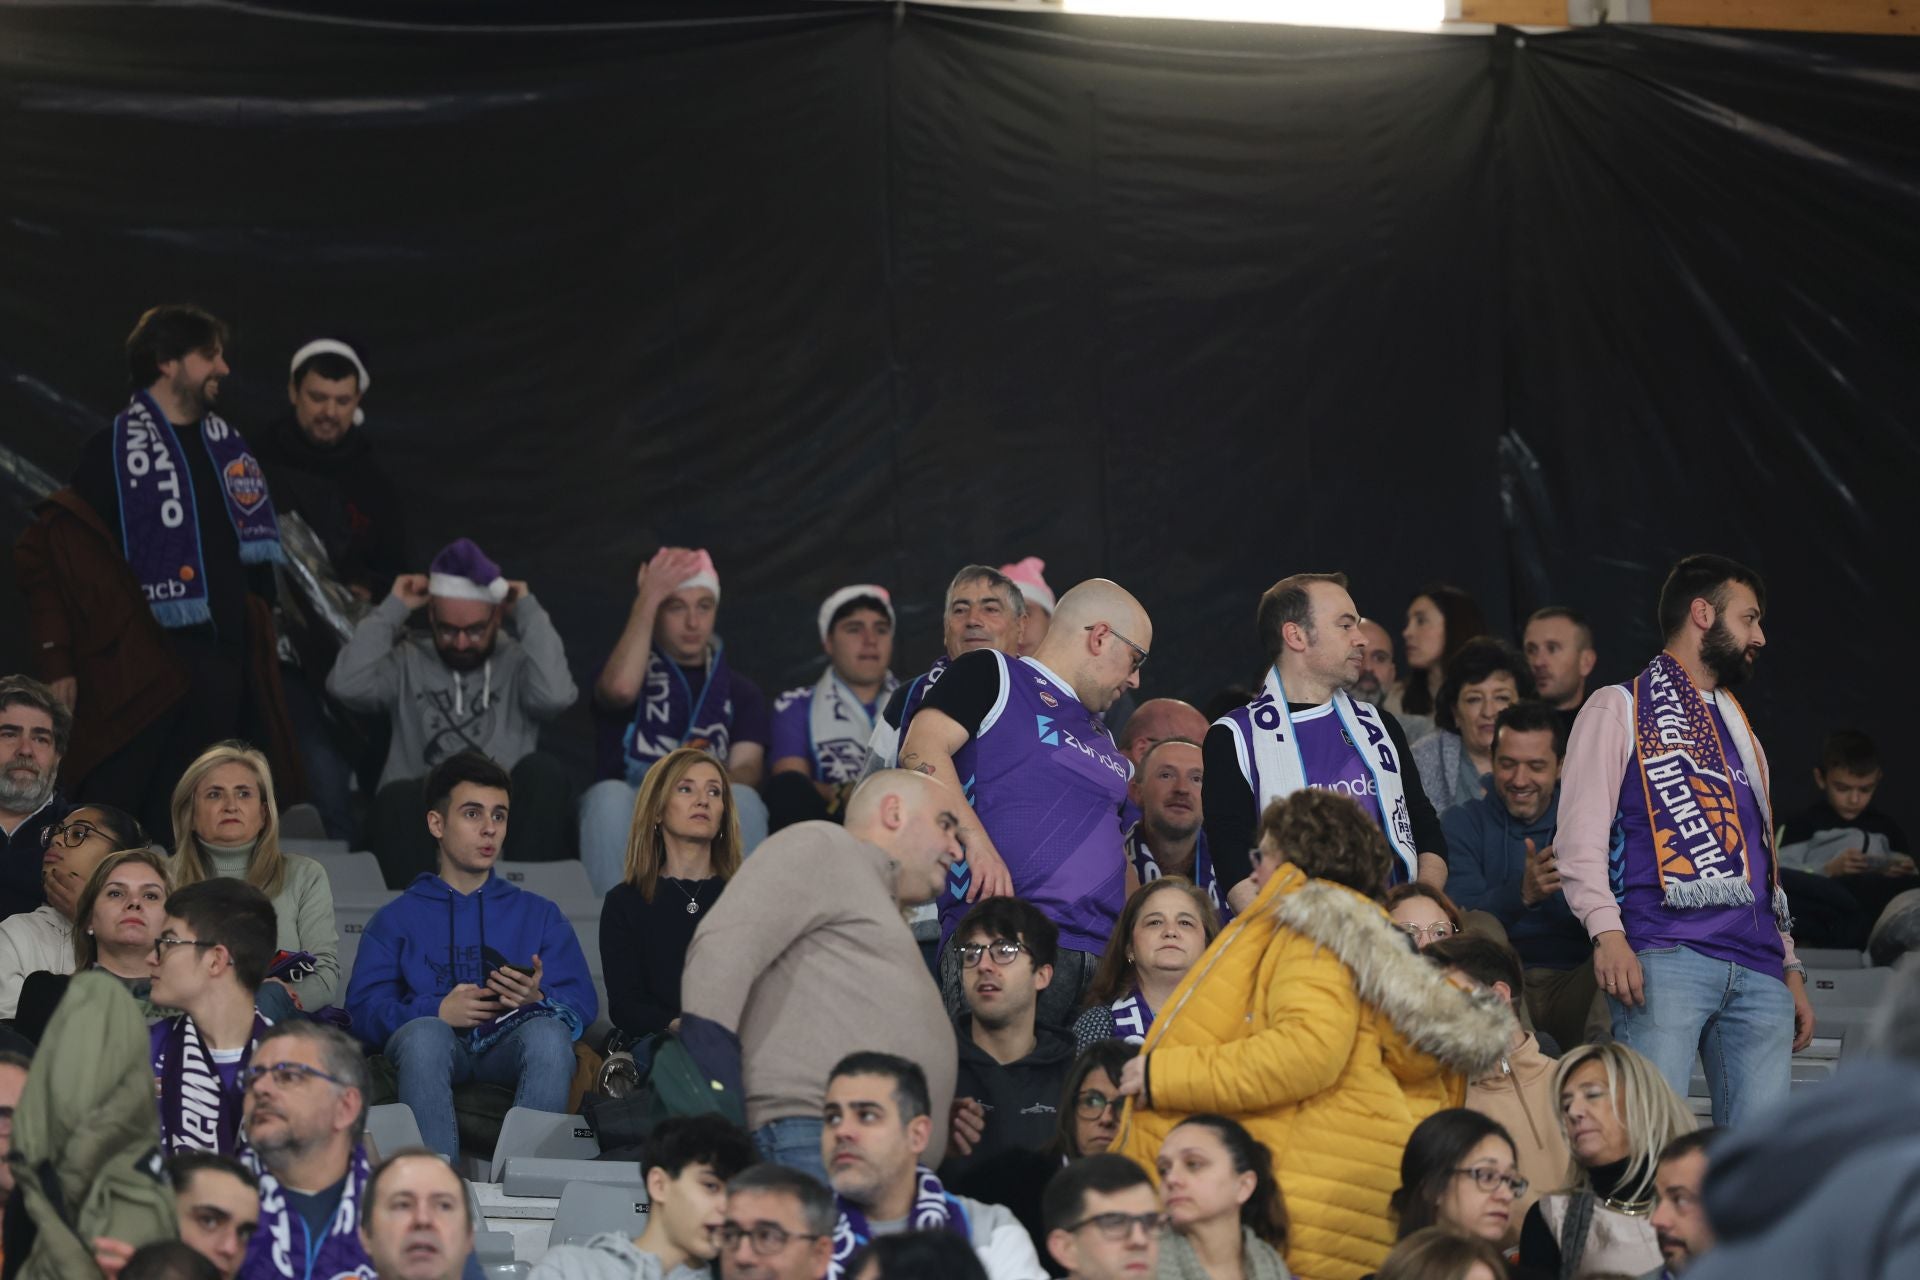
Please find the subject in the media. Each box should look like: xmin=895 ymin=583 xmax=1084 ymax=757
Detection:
xmin=1396 ymin=921 xmax=1456 ymax=942
xmin=717 ymin=1222 xmax=825 ymax=1254
xmin=957 ymin=939 xmax=1028 ymax=968
xmin=1075 ymin=1089 xmax=1123 ymax=1120
xmin=151 ymin=935 xmax=218 ymax=961
xmin=1453 ymin=1166 xmax=1529 ymax=1196
xmin=242 ymin=1061 xmax=350 ymax=1093
xmin=40 ymin=820 xmax=99 ymax=850
xmin=1085 ymin=624 xmax=1149 ymax=674
xmin=431 ymin=619 xmax=493 ymax=645
xmin=1067 ymin=1211 xmax=1170 ymax=1241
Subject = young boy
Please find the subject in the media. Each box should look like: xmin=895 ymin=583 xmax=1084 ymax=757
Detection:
xmin=529 ymin=1115 xmax=757 ymax=1279
xmin=1779 ymin=730 xmax=1913 ymax=949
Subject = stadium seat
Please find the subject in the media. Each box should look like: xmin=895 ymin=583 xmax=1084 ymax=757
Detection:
xmin=283 ymin=836 xmax=351 ymax=857
xmin=312 ymin=851 xmax=389 ymax=902
xmin=495 ymin=862 xmax=595 ymax=917
xmin=504 ymin=1157 xmax=643 ymax=1200
xmin=488 ymin=1107 xmax=599 ymax=1182
xmin=548 ymin=1178 xmax=650 ymax=1248
xmin=367 ymin=1103 xmax=425 ymax=1159
xmin=1797 ymin=948 xmax=1867 ymax=970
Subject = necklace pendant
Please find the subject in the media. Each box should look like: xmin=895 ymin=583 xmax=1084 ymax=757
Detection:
xmin=686 ymin=900 xmax=699 ymax=915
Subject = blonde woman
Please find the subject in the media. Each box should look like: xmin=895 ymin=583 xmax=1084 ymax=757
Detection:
xmin=1517 ymin=1042 xmax=1694 ymax=1277
xmin=599 ymin=746 xmax=743 ymax=1038
xmin=172 ymin=741 xmax=339 ymax=1013
xmin=13 ymin=847 xmax=173 ymax=1039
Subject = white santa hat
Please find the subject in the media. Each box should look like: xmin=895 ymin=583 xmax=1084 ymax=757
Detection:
xmin=289 ymin=338 xmax=372 ymax=425
xmin=818 ymin=584 xmax=894 ymax=642
xmin=677 ymin=549 xmax=721 ymax=603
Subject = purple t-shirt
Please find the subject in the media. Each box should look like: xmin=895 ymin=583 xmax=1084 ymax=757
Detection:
xmin=1613 ymin=703 xmax=1784 ymax=980
xmin=927 ymin=651 xmax=1130 ymax=953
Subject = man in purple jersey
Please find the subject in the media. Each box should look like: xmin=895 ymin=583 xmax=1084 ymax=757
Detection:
xmin=901 ymin=580 xmax=1148 ymax=1026
xmin=1204 ymin=572 xmax=1448 ymax=911
xmin=1559 ymin=553 xmax=1813 ymax=1126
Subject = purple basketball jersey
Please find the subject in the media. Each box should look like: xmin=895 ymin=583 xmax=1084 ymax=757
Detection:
xmin=940 ymin=655 xmax=1130 ymax=953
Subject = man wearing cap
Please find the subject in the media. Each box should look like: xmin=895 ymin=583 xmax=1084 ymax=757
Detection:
xmin=1002 ymin=558 xmax=1055 ymax=658
xmin=580 ymin=546 xmax=774 ymax=892
xmin=765 ymin=586 xmax=899 ymax=831
xmin=329 ymin=538 xmax=579 ymax=886
xmin=251 ymin=339 xmax=404 ymax=601
xmin=253 ymin=338 xmax=407 ymax=841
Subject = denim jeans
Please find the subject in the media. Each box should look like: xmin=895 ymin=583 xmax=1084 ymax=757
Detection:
xmin=387 ymin=1014 xmax=578 ymax=1161
xmin=754 ymin=1115 xmax=827 ymax=1184
xmin=1608 ymin=944 xmax=1793 ymax=1127
xmin=578 ymin=777 xmax=770 ymax=894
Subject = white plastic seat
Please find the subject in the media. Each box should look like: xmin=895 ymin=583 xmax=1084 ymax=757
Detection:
xmin=546 ymin=1178 xmax=650 ymax=1247
xmin=488 ymin=1107 xmax=599 ymax=1182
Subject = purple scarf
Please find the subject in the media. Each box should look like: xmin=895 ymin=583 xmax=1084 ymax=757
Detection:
xmin=621 ymin=641 xmax=736 ymax=782
xmin=828 ymin=1166 xmax=970 ymax=1280
xmin=151 ymin=1009 xmax=272 ymax=1156
xmin=1630 ymin=651 xmax=1784 ymax=920
xmin=1109 ymin=988 xmax=1153 ymax=1043
xmin=112 ymin=390 xmax=282 ymax=628
xmin=1125 ymin=822 xmax=1229 ymax=922
xmin=240 ymin=1145 xmax=374 ymax=1280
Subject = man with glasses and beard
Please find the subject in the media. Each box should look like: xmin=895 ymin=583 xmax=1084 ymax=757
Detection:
xmin=329 ymin=537 xmax=579 ymax=885
xmin=1557 ymin=554 xmax=1814 ymax=1125
xmin=0 ymin=676 xmax=73 ymax=922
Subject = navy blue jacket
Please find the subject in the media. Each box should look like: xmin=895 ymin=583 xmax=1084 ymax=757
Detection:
xmin=1442 ymin=781 xmax=1588 ymax=969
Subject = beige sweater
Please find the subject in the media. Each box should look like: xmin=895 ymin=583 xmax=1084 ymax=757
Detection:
xmin=681 ymin=821 xmax=957 ymax=1163
xmin=1466 ymin=1031 xmax=1571 ymax=1248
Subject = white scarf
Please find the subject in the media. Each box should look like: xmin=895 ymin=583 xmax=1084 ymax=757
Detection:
xmin=1226 ymin=665 xmax=1419 ymax=883
xmin=807 ymin=667 xmax=898 ymax=784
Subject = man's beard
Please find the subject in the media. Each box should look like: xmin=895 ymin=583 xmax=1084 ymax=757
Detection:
xmin=1351 ymin=673 xmax=1386 ymax=705
xmin=0 ymin=761 xmax=55 ymax=813
xmin=1145 ymin=811 xmax=1202 ymax=847
xmin=1700 ymin=619 xmax=1757 ymax=688
xmin=437 ymin=640 xmax=495 ymax=673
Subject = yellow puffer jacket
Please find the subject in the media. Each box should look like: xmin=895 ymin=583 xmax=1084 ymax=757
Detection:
xmin=1111 ymin=864 xmax=1510 ymax=1280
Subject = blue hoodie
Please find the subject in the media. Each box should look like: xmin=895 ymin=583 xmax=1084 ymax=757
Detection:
xmin=1441 ymin=780 xmax=1588 ymax=969
xmin=345 ymin=871 xmax=596 ymax=1049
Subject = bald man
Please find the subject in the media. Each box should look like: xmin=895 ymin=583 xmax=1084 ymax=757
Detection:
xmin=901 ymin=579 xmax=1148 ymax=1023
xmin=680 ymin=770 xmax=966 ymax=1180
xmin=1115 ymin=697 xmax=1210 ymax=831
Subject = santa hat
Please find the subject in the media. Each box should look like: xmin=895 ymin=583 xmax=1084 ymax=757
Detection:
xmin=818 ymin=584 xmax=894 ymax=642
xmin=428 ymin=538 xmax=509 ymax=603
xmin=678 ymin=550 xmax=721 ymax=603
xmin=289 ymin=338 xmax=371 ymax=425
xmin=1000 ymin=557 xmax=1056 ymax=615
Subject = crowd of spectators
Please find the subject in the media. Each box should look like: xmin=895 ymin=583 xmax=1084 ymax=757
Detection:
xmin=0 ymin=303 xmax=1911 ymax=1278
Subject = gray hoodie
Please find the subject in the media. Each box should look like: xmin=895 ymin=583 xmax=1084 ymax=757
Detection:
xmin=528 ymin=1232 xmax=708 ymax=1280
xmin=1688 ymin=1058 xmax=1920 ymax=1280
xmin=328 ymin=593 xmax=578 ymax=786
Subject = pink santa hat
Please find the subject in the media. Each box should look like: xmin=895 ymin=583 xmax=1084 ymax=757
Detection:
xmin=677 ymin=549 xmax=721 ymax=602
xmin=1000 ymin=557 xmax=1056 ymax=615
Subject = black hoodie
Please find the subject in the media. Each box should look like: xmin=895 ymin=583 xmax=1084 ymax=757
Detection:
xmin=939 ymin=1013 xmax=1076 ymax=1186
xmin=251 ymin=414 xmax=405 ymax=594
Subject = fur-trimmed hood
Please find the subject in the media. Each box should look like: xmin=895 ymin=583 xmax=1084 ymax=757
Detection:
xmin=1266 ymin=870 xmax=1512 ymax=1079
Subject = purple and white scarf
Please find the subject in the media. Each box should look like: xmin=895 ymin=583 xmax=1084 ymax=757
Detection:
xmin=1125 ymin=821 xmax=1228 ymax=921
xmin=241 ymin=1144 xmax=374 ymax=1280
xmin=151 ymin=1009 xmax=272 ymax=1156
xmin=806 ymin=667 xmax=900 ymax=784
xmin=828 ymin=1165 xmax=970 ymax=1279
xmin=1630 ymin=652 xmax=1786 ymax=921
xmin=1109 ymin=989 xmax=1153 ymax=1044
xmin=621 ymin=641 xmax=737 ymax=782
xmin=112 ymin=390 xmax=282 ymax=628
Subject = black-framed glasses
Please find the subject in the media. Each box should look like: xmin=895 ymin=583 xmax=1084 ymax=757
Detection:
xmin=1067 ymin=1211 xmax=1169 ymax=1241
xmin=957 ymin=939 xmax=1027 ymax=968
xmin=1453 ymin=1166 xmax=1529 ymax=1196
xmin=717 ymin=1221 xmax=824 ymax=1254
xmin=150 ymin=935 xmax=218 ymax=961
xmin=242 ymin=1061 xmax=350 ymax=1093
xmin=431 ymin=619 xmax=493 ymax=645
xmin=1085 ymin=624 xmax=1149 ymax=673
xmin=40 ymin=820 xmax=98 ymax=850
xmin=1075 ymin=1089 xmax=1123 ymax=1120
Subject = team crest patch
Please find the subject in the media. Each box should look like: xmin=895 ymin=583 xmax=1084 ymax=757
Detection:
xmin=1037 ymin=689 xmax=1059 ymax=708
xmin=222 ymin=454 xmax=269 ymax=509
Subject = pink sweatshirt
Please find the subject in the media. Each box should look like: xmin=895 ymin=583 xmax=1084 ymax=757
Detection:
xmin=1556 ymin=686 xmax=1798 ymax=968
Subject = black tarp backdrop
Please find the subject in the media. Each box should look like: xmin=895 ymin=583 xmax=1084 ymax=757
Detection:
xmin=1 ymin=3 xmax=1915 ymax=827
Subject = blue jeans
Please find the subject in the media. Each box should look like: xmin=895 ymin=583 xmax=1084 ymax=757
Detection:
xmin=387 ymin=1015 xmax=578 ymax=1161
xmin=578 ymin=777 xmax=770 ymax=894
xmin=754 ymin=1116 xmax=827 ymax=1184
xmin=1609 ymin=944 xmax=1793 ymax=1127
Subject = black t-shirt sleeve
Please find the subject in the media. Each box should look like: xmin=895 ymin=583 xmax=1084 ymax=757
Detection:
xmin=1387 ymin=710 xmax=1447 ymax=860
xmin=1517 ymin=1200 xmax=1562 ymax=1275
xmin=915 ymin=649 xmax=1005 ymax=740
xmin=1203 ymin=721 xmax=1257 ymax=888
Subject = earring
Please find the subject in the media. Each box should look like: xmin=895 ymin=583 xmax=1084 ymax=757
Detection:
xmin=87 ymin=928 xmax=95 ymax=936
xmin=1125 ymin=952 xmax=1133 ymax=964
